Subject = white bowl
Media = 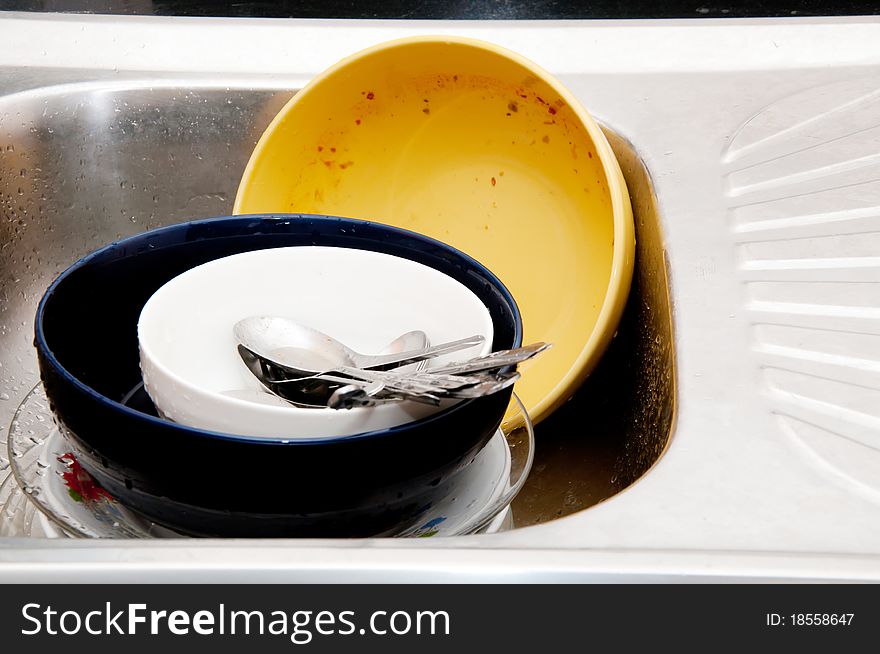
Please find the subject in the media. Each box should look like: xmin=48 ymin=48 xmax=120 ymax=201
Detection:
xmin=137 ymin=246 xmax=493 ymax=439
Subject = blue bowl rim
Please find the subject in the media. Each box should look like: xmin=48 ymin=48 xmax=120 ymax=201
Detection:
xmin=34 ymin=213 xmax=523 ymax=446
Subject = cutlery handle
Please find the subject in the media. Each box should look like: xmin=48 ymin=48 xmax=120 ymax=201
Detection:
xmin=360 ymin=334 xmax=486 ymax=370
xmin=430 ymin=342 xmax=550 ymax=375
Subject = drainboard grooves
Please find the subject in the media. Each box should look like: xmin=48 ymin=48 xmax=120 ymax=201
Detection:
xmin=727 ymin=75 xmax=880 ymax=497
xmin=740 ymin=257 xmax=880 ymax=282
xmin=770 ymin=390 xmax=880 ymax=452
xmin=722 ymin=77 xmax=880 ymax=168
xmin=757 ymin=344 xmax=880 ymax=389
xmin=733 ymin=206 xmax=880 ymax=241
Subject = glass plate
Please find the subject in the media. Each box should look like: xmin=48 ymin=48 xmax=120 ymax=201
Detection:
xmin=1 ymin=385 xmax=533 ymax=539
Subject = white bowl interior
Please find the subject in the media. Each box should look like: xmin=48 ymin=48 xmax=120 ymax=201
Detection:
xmin=137 ymin=246 xmax=494 ymax=438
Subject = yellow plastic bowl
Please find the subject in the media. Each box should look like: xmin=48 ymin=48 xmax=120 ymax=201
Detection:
xmin=234 ymin=37 xmax=635 ymax=424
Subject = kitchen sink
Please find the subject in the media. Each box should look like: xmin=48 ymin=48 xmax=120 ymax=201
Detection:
xmin=0 ymin=81 xmax=673 ymax=529
xmin=2 ymin=13 xmax=880 ymax=582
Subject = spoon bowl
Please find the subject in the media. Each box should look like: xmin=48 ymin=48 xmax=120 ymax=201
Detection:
xmin=382 ymin=330 xmax=429 ymax=373
xmin=232 ymin=316 xmax=484 ymax=376
xmin=225 ymin=330 xmax=431 ymax=408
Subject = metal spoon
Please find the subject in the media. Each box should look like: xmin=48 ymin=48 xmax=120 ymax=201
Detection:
xmin=237 ymin=343 xmax=527 ymax=409
xmin=233 ymin=316 xmax=484 ymax=373
xmin=237 ymin=344 xmax=445 ymax=408
xmin=227 ymin=330 xmax=429 ymax=408
xmin=382 ymin=329 xmax=430 ymax=374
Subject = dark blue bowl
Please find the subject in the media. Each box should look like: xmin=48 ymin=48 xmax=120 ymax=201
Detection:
xmin=35 ymin=215 xmax=521 ymax=537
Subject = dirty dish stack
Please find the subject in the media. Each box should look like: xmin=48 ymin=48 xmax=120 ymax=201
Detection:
xmin=27 ymin=36 xmax=633 ymax=539
xmin=35 ymin=216 xmax=521 ymax=537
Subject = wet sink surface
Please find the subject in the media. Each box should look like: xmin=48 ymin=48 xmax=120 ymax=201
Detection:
xmin=0 ymin=83 xmax=674 ymax=530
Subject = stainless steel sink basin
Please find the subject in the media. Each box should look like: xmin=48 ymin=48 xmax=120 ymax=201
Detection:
xmin=0 ymin=80 xmax=674 ymax=529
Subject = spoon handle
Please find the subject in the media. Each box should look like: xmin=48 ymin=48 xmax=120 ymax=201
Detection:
xmin=358 ymin=334 xmax=486 ymax=370
xmin=441 ymin=371 xmax=521 ymax=398
xmin=429 ymin=342 xmax=551 ymax=375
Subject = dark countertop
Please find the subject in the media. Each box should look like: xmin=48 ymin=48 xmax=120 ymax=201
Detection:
xmin=1 ymin=0 xmax=878 ymax=19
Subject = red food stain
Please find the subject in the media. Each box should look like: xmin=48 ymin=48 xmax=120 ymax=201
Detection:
xmin=422 ymin=107 xmax=430 ymax=115
xmin=366 ymin=92 xmax=375 ymax=100
xmin=588 ymin=151 xmax=593 ymax=159
xmin=317 ymin=145 xmax=324 ymax=152
xmin=339 ymin=161 xmax=354 ymax=170
xmin=548 ymin=106 xmax=557 ymax=115
xmin=330 ymin=147 xmax=336 ymax=153
xmin=355 ymin=119 xmax=361 ymax=125
xmin=58 ymin=452 xmax=112 ymax=503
